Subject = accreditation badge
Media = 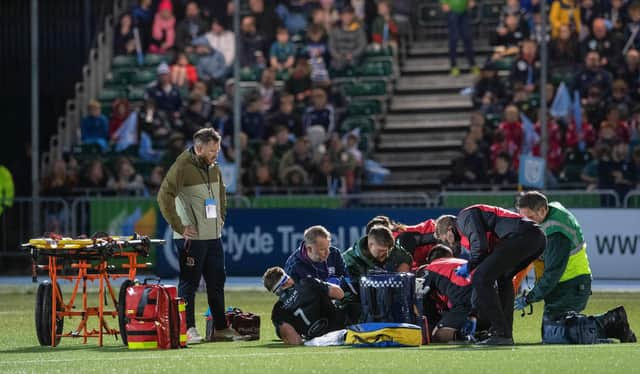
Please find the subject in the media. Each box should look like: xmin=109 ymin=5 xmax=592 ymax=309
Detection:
xmin=205 ymin=198 xmax=217 ymax=219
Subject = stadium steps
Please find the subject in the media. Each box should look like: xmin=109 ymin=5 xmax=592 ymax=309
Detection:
xmin=364 ymin=41 xmax=490 ymax=192
xmin=407 ymin=43 xmax=493 ymax=59
xmin=389 ymin=93 xmax=473 ymax=114
xmin=401 ymin=59 xmax=475 ymax=76
xmin=395 ymin=75 xmax=472 ymax=94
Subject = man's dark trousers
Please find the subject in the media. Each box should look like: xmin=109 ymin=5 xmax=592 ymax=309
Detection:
xmin=176 ymin=238 xmax=227 ymax=330
xmin=471 ymin=226 xmax=546 ymax=338
xmin=447 ymin=11 xmax=476 ymax=68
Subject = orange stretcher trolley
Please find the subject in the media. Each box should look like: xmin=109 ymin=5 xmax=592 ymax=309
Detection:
xmin=22 ymin=233 xmax=164 ymax=347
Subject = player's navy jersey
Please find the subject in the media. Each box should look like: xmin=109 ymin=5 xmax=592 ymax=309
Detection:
xmin=457 ymin=204 xmax=538 ymax=269
xmin=271 ymin=278 xmax=343 ymax=338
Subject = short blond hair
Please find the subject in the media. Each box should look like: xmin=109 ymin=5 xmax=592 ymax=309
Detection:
xmin=88 ymin=100 xmax=100 ymax=110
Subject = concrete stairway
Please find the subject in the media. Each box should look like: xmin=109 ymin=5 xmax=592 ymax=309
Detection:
xmin=366 ymin=41 xmax=491 ymax=191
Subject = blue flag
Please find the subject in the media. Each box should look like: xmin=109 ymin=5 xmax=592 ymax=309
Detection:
xmin=520 ymin=113 xmax=539 ymax=155
xmin=550 ymin=82 xmax=571 ymax=119
xmin=573 ymin=90 xmax=585 ymax=151
xmin=217 ymin=152 xmax=238 ymax=194
xmin=518 ymin=154 xmax=546 ymax=188
xmin=114 ymin=112 xmax=138 ymax=152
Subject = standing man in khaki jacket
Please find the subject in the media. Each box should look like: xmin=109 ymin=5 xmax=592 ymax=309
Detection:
xmin=158 ymin=128 xmax=243 ymax=343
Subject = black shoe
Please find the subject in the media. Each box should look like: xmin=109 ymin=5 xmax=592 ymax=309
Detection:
xmin=601 ymin=306 xmax=634 ymax=343
xmin=610 ymin=306 xmax=637 ymax=343
xmin=475 ymin=336 xmax=514 ymax=346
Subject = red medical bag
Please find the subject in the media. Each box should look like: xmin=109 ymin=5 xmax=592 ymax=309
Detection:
xmin=125 ymin=280 xmax=186 ymax=349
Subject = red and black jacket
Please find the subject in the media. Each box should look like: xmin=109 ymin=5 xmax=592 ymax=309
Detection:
xmin=421 ymin=257 xmax=476 ymax=312
xmin=456 ymin=204 xmax=536 ymax=270
xmin=393 ymin=219 xmax=438 ymax=270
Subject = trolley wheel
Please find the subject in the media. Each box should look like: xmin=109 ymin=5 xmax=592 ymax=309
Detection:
xmin=35 ymin=282 xmax=47 ymax=345
xmin=35 ymin=281 xmax=64 ymax=346
xmin=118 ymin=279 xmax=138 ymax=345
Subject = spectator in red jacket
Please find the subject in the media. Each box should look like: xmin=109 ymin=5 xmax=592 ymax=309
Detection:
xmin=109 ymin=98 xmax=131 ymax=140
xmin=498 ymin=105 xmax=523 ymax=154
xmin=565 ymin=112 xmax=597 ymax=149
xmin=171 ymin=52 xmax=198 ymax=88
xmin=604 ymin=106 xmax=631 ymax=143
xmin=532 ymin=118 xmax=564 ymax=174
xmin=491 ymin=129 xmax=520 ymax=171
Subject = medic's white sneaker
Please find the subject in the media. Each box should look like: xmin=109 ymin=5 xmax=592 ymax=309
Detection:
xmin=187 ymin=327 xmax=203 ymax=344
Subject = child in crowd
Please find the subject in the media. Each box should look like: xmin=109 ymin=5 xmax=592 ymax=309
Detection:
xmin=371 ymin=0 xmax=398 ymax=46
xmin=270 ymin=27 xmax=296 ymax=72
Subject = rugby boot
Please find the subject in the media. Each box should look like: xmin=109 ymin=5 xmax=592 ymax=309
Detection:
xmin=596 ymin=306 xmax=637 ymax=343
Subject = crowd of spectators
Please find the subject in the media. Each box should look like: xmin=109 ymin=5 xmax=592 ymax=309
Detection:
xmin=447 ymin=0 xmax=640 ymax=200
xmin=66 ymin=0 xmax=408 ymax=197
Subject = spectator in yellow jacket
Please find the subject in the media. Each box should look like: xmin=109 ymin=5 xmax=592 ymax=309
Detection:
xmin=549 ymin=0 xmax=581 ymax=39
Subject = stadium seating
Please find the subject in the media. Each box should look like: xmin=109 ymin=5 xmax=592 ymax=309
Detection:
xmin=127 ymin=86 xmax=146 ymax=102
xmin=112 ymin=55 xmax=137 ymax=70
xmin=346 ymin=100 xmax=383 ymax=116
xmin=132 ymin=69 xmax=156 ymax=85
xmin=341 ymin=80 xmax=387 ymax=99
xmin=340 ymin=116 xmax=376 ymax=135
xmin=143 ymin=53 xmax=168 ymax=67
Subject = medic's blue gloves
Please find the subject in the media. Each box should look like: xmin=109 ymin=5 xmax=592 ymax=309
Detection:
xmin=514 ymin=295 xmax=529 ymax=311
xmin=455 ymin=263 xmax=469 ymax=278
xmin=460 ymin=317 xmax=477 ymax=336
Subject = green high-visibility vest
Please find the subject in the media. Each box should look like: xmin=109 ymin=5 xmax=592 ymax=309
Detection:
xmin=0 ymin=165 xmax=14 ymax=216
xmin=540 ymin=201 xmax=592 ymax=282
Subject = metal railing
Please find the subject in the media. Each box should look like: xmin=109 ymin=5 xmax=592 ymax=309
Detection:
xmin=623 ymin=191 xmax=640 ymax=208
xmin=0 ymin=198 xmax=71 ymax=256
xmin=437 ymin=189 xmax=622 ymax=209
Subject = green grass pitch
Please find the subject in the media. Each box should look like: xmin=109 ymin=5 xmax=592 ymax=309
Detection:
xmin=0 ymin=288 xmax=639 ymax=373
